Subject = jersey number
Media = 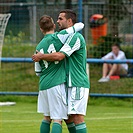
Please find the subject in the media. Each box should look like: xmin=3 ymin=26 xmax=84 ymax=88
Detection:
xmin=40 ymin=44 xmax=59 ymax=68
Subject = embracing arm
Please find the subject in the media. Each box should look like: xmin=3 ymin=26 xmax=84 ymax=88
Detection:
xmin=57 ymin=22 xmax=84 ymax=44
xmin=66 ymin=22 xmax=84 ymax=33
xmin=32 ymin=51 xmax=65 ymax=62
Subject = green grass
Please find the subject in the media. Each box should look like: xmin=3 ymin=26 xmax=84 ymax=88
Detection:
xmin=0 ymin=44 xmax=133 ymax=133
xmin=0 ymin=97 xmax=132 ymax=133
xmin=1 ymin=44 xmax=133 ymax=94
xmin=2 ymin=44 xmax=36 ymax=57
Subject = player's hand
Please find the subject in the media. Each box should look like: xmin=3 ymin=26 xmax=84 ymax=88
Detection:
xmin=32 ymin=51 xmax=43 ymax=62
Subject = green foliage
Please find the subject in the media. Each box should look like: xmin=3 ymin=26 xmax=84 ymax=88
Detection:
xmin=106 ymin=0 xmax=128 ymax=21
xmin=105 ymin=1 xmax=131 ymax=36
xmin=88 ymin=35 xmax=122 ymax=58
xmin=121 ymin=45 xmax=133 ymax=59
xmin=4 ymin=31 xmax=27 ymax=45
xmin=2 ymin=43 xmax=36 ymax=57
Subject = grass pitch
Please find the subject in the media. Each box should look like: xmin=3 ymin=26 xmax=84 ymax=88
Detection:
xmin=0 ymin=97 xmax=132 ymax=133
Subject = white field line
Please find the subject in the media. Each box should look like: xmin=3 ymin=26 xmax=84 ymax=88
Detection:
xmin=0 ymin=116 xmax=132 ymax=123
xmin=0 ymin=102 xmax=16 ymax=106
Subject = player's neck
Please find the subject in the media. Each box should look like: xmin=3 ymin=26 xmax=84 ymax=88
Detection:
xmin=45 ymin=30 xmax=54 ymax=35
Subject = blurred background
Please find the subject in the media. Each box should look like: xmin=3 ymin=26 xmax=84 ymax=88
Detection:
xmin=0 ymin=0 xmax=133 ymax=97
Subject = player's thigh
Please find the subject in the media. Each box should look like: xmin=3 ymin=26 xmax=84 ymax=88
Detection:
xmin=47 ymin=83 xmax=68 ymax=120
xmin=68 ymin=87 xmax=89 ymax=115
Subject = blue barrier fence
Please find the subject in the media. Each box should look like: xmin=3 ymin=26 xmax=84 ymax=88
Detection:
xmin=0 ymin=91 xmax=133 ymax=98
xmin=0 ymin=57 xmax=133 ymax=98
xmin=1 ymin=57 xmax=133 ymax=64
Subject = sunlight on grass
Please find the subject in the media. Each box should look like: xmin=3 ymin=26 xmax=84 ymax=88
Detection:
xmin=0 ymin=98 xmax=132 ymax=133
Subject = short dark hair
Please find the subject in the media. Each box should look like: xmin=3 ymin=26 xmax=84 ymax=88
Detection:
xmin=112 ymin=43 xmax=121 ymax=49
xmin=60 ymin=9 xmax=77 ymax=24
xmin=39 ymin=15 xmax=54 ymax=33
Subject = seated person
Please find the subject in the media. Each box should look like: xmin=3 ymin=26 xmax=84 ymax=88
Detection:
xmin=98 ymin=43 xmax=128 ymax=82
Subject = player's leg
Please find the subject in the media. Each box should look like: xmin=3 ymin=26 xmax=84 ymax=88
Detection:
xmin=47 ymin=83 xmax=68 ymax=133
xmin=37 ymin=90 xmax=51 ymax=133
xmin=64 ymin=116 xmax=76 ymax=133
xmin=40 ymin=116 xmax=51 ymax=133
xmin=72 ymin=114 xmax=87 ymax=133
xmin=51 ymin=120 xmax=62 ymax=133
xmin=67 ymin=87 xmax=89 ymax=133
xmin=108 ymin=64 xmax=120 ymax=76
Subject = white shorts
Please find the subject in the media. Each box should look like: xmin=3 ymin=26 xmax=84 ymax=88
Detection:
xmin=37 ymin=83 xmax=68 ymax=120
xmin=120 ymin=65 xmax=128 ymax=75
xmin=67 ymin=87 xmax=89 ymax=116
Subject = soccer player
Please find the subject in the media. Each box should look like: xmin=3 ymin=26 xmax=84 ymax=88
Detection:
xmin=32 ymin=9 xmax=90 ymax=133
xmin=33 ymin=15 xmax=84 ymax=133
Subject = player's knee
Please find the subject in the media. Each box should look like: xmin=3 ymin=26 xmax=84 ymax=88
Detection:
xmin=72 ymin=114 xmax=85 ymax=125
xmin=44 ymin=116 xmax=51 ymax=122
xmin=64 ymin=115 xmax=73 ymax=124
xmin=53 ymin=119 xmax=62 ymax=125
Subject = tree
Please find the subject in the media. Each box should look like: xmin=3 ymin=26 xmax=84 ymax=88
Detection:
xmin=106 ymin=0 xmax=131 ymax=36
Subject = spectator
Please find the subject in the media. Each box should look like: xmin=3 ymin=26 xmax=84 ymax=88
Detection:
xmin=98 ymin=43 xmax=128 ymax=82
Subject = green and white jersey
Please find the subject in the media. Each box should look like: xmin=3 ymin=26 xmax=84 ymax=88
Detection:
xmin=35 ymin=23 xmax=84 ymax=90
xmin=36 ymin=34 xmax=66 ymax=90
xmin=60 ymin=32 xmax=90 ymax=88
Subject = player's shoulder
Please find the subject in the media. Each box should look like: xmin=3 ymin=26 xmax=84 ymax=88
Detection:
xmin=37 ymin=35 xmax=53 ymax=49
xmin=51 ymin=32 xmax=60 ymax=39
xmin=74 ymin=32 xmax=84 ymax=38
xmin=74 ymin=32 xmax=85 ymax=42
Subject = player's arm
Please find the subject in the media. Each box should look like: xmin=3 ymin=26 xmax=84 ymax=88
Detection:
xmin=65 ymin=22 xmax=84 ymax=33
xmin=34 ymin=62 xmax=42 ymax=76
xmin=32 ymin=23 xmax=84 ymax=62
xmin=59 ymin=34 xmax=81 ymax=57
xmin=57 ymin=22 xmax=84 ymax=44
xmin=32 ymin=35 xmax=79 ymax=62
xmin=32 ymin=51 xmax=65 ymax=62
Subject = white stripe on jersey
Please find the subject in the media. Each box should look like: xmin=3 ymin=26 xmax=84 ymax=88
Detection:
xmin=69 ymin=71 xmax=72 ymax=87
xmin=60 ymin=36 xmax=81 ymax=57
xmin=57 ymin=22 xmax=84 ymax=44
xmin=57 ymin=34 xmax=70 ymax=44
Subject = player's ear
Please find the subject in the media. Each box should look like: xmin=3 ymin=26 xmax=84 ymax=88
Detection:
xmin=54 ymin=24 xmax=56 ymax=29
xmin=40 ymin=28 xmax=45 ymax=34
xmin=40 ymin=28 xmax=45 ymax=33
xmin=40 ymin=28 xmax=43 ymax=32
xmin=67 ymin=18 xmax=73 ymax=26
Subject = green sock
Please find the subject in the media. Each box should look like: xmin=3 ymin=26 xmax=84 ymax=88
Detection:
xmin=75 ymin=122 xmax=87 ymax=133
xmin=40 ymin=120 xmax=50 ymax=133
xmin=67 ymin=122 xmax=76 ymax=133
xmin=51 ymin=122 xmax=62 ymax=133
